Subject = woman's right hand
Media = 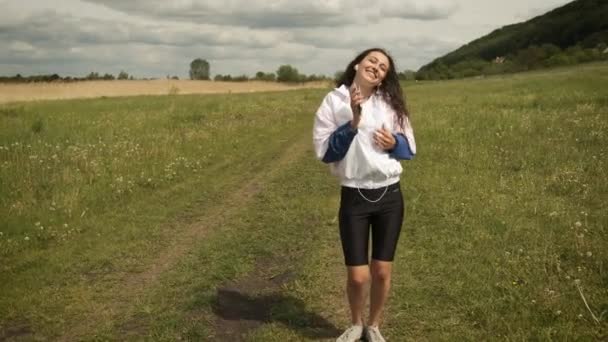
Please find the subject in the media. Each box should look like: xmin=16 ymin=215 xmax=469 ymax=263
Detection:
xmin=349 ymin=83 xmax=363 ymax=129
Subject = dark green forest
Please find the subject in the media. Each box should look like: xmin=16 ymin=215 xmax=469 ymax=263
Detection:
xmin=417 ymin=0 xmax=608 ymax=79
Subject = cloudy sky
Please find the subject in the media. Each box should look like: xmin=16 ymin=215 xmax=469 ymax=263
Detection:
xmin=0 ymin=0 xmax=572 ymax=79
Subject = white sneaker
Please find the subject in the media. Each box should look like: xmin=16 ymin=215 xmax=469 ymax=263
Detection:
xmin=365 ymin=326 xmax=386 ymax=342
xmin=336 ymin=325 xmax=364 ymax=342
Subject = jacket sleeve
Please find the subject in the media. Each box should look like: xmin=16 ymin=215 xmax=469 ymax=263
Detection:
xmin=322 ymin=122 xmax=358 ymax=163
xmin=313 ymin=93 xmax=357 ymax=163
xmin=389 ymin=133 xmax=414 ymax=160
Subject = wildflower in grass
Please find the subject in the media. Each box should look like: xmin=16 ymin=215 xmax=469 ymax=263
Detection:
xmin=575 ymin=221 xmax=582 ymax=228
xmin=64 ymin=223 xmax=69 ymax=228
xmin=512 ymin=279 xmax=525 ymax=286
xmin=24 ymin=236 xmax=30 ymax=241
xmin=35 ymin=221 xmax=41 ymax=226
xmin=556 ymin=310 xmax=562 ymax=315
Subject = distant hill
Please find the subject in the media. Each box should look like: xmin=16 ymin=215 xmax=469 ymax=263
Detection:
xmin=417 ymin=0 xmax=608 ymax=79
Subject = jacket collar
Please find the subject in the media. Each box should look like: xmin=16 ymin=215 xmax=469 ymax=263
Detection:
xmin=335 ymin=84 xmax=382 ymax=99
xmin=335 ymin=84 xmax=350 ymax=98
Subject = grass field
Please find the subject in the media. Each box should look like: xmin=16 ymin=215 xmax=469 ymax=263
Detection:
xmin=1 ymin=62 xmax=607 ymax=341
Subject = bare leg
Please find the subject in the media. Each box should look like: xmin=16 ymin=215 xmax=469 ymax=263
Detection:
xmin=368 ymin=260 xmax=393 ymax=326
xmin=346 ymin=265 xmax=370 ymax=325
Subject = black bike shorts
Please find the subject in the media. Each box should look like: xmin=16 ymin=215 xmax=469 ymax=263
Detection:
xmin=338 ymin=181 xmax=404 ymax=266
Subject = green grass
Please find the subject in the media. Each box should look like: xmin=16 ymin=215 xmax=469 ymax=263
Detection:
xmin=1 ymin=62 xmax=607 ymax=341
xmin=0 ymin=89 xmax=328 ymax=340
xmin=392 ymin=62 xmax=608 ymax=340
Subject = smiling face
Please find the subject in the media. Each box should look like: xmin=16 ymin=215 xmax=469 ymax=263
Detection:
xmin=354 ymin=50 xmax=390 ymax=88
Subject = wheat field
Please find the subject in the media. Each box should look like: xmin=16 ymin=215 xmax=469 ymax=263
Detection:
xmin=0 ymin=79 xmax=328 ymax=104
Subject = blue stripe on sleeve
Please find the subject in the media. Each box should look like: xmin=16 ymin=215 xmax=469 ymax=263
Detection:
xmin=389 ymin=133 xmax=414 ymax=160
xmin=322 ymin=121 xmax=358 ymax=163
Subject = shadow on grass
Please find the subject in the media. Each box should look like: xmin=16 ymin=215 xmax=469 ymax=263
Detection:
xmin=213 ymin=288 xmax=341 ymax=340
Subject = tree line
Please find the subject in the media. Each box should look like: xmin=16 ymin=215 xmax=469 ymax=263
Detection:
xmin=189 ymin=59 xmax=331 ymax=83
xmin=0 ymin=71 xmax=153 ymax=83
xmin=416 ymin=43 xmax=608 ymax=80
xmin=0 ymin=57 xmax=422 ymax=84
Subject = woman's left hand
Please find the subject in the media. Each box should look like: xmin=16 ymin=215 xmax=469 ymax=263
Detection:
xmin=374 ymin=126 xmax=396 ymax=151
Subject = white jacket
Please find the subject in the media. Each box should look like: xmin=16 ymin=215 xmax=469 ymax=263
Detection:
xmin=313 ymin=85 xmax=416 ymax=189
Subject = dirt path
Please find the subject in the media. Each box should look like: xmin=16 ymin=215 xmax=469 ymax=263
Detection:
xmin=58 ymin=133 xmax=314 ymax=341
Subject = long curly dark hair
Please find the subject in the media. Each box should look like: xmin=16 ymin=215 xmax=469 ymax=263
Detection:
xmin=336 ymin=48 xmax=409 ymax=128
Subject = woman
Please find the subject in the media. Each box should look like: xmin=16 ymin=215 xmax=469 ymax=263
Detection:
xmin=312 ymin=48 xmax=416 ymax=342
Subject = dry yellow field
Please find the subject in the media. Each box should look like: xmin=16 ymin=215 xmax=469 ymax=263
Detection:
xmin=0 ymin=79 xmax=329 ymax=104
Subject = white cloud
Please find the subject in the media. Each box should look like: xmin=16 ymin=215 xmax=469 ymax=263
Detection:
xmin=82 ymin=0 xmax=457 ymax=27
xmin=0 ymin=10 xmax=289 ymax=49
xmin=9 ymin=41 xmax=35 ymax=52
xmin=0 ymin=0 xmax=576 ymax=78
